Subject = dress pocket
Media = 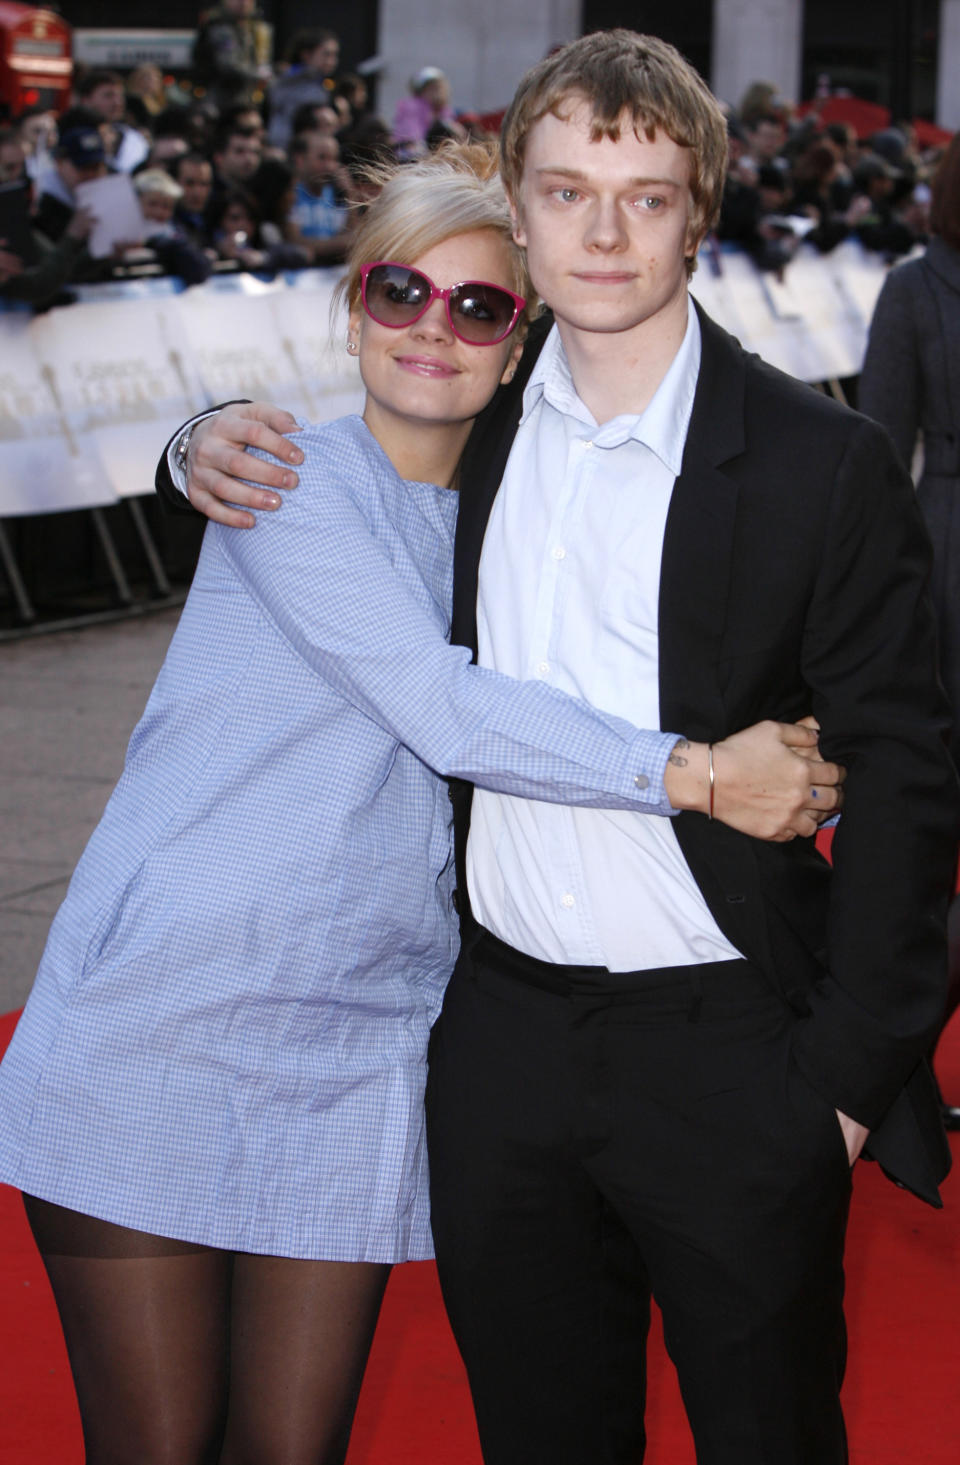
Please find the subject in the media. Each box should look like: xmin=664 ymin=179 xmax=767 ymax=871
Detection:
xmin=77 ymin=859 xmax=146 ymax=985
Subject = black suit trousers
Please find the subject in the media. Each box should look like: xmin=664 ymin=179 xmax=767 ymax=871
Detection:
xmin=426 ymin=929 xmax=852 ymax=1465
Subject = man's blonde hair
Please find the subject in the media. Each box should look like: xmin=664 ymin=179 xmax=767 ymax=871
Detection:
xmin=500 ymin=30 xmax=728 ymax=271
xmin=337 ymin=142 xmax=532 ymax=321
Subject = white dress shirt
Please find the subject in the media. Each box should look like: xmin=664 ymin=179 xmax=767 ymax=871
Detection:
xmin=468 ymin=298 xmax=744 ymax=971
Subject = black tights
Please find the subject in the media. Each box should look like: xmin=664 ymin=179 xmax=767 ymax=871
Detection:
xmin=23 ymin=1194 xmax=391 ymax=1465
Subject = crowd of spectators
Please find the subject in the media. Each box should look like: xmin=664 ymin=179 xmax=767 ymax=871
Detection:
xmin=717 ymin=81 xmax=947 ymax=273
xmin=0 ymin=2 xmax=480 ymax=310
xmin=0 ymin=7 xmax=953 ymax=311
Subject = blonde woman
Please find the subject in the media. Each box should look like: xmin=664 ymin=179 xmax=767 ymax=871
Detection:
xmin=0 ymin=146 xmax=705 ymax=1465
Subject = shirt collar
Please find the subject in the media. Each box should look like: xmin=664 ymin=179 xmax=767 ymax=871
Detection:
xmin=521 ymin=294 xmax=702 ymax=477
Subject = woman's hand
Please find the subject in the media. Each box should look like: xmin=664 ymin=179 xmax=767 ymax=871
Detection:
xmin=664 ymin=718 xmax=845 ymax=841
xmin=184 ymin=403 xmax=304 ymax=527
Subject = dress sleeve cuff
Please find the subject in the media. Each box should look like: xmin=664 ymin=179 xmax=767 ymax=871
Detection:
xmin=632 ymin=729 xmax=684 ymax=817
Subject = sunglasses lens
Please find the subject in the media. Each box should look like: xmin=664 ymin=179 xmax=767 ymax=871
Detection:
xmin=448 ymin=283 xmax=518 ymax=343
xmin=362 ymin=264 xmax=521 ymax=344
xmin=364 ymin=265 xmax=430 ymax=326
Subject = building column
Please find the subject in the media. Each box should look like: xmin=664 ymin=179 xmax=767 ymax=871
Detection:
xmin=375 ymin=0 xmax=580 ymax=128
xmin=710 ymin=0 xmax=805 ymax=111
xmin=938 ymin=0 xmax=960 ymax=130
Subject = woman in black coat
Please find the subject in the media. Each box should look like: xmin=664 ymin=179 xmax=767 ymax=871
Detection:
xmin=860 ymin=134 xmax=960 ymax=1114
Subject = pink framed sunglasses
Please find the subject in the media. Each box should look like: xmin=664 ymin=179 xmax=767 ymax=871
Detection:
xmin=359 ymin=261 xmax=525 ymax=346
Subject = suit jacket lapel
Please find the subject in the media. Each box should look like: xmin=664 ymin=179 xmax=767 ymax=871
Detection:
xmin=658 ymin=304 xmax=746 ymax=740
xmin=452 ymin=313 xmax=553 ymax=655
xmin=658 ymin=307 xmax=779 ymax=969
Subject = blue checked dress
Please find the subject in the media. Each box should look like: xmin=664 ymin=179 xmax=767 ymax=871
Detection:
xmin=0 ymin=415 xmax=677 ymax=1261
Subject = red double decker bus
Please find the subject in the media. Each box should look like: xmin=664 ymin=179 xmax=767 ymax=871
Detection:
xmin=0 ymin=3 xmax=72 ymax=118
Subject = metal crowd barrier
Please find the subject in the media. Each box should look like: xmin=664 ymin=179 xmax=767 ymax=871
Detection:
xmin=0 ymin=242 xmax=901 ymax=633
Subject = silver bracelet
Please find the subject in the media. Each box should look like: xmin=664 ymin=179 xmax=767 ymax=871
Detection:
xmin=173 ymin=420 xmax=199 ymax=478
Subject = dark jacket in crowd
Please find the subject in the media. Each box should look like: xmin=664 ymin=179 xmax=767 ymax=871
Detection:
xmin=859 ymin=233 xmax=960 ymax=768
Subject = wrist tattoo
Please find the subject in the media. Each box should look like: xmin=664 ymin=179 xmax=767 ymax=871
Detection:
xmin=668 ymin=739 xmax=690 ymax=768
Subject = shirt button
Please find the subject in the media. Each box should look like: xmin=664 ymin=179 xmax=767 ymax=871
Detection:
xmin=634 ymin=774 xmax=649 ymax=789
xmin=561 ymin=893 xmax=575 ymax=909
xmin=582 ymin=440 xmax=594 ymax=450
xmin=552 ymin=546 xmax=566 ymax=560
xmin=537 ymin=661 xmax=550 ymax=676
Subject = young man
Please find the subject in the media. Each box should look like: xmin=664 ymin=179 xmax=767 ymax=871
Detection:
xmin=286 ymin=129 xmax=353 ymax=263
xmin=155 ymin=32 xmax=955 ymax=1464
xmin=33 ymin=126 xmax=106 ymax=244
xmin=171 ymin=152 xmax=215 ymax=247
xmin=210 ymin=122 xmax=262 ymax=192
xmin=73 ymin=68 xmax=150 ymax=174
xmin=206 ymin=122 xmax=263 ymax=223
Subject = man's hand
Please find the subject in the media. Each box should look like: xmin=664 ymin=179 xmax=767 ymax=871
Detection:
xmin=664 ymin=719 xmax=845 ymax=841
xmin=184 ymin=403 xmax=303 ymax=528
xmin=65 ymin=205 xmax=95 ymax=243
xmin=0 ymin=241 xmax=24 ymax=284
xmin=836 ymin=1110 xmax=869 ymax=1166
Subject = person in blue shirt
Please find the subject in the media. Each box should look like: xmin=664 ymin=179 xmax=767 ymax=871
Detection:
xmin=288 ymin=130 xmax=352 ymax=264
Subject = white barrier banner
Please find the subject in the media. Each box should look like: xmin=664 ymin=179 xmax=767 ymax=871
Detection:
xmin=690 ymin=238 xmax=900 ymax=381
xmin=0 ymin=314 xmax=114 ymax=516
xmin=826 ymin=238 xmax=898 ymax=333
xmin=176 ymin=275 xmax=363 ymax=426
xmin=29 ymin=297 xmax=208 ymax=500
xmin=708 ymin=249 xmax=817 ymax=380
xmin=269 ymin=273 xmax=364 ymax=424
xmin=176 ymin=285 xmax=312 ymax=423
xmin=0 ymin=246 xmax=904 ymax=520
xmin=685 ymin=248 xmax=753 ymax=353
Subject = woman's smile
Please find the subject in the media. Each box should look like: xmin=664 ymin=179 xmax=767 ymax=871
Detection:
xmin=392 ymin=353 xmax=461 ymax=378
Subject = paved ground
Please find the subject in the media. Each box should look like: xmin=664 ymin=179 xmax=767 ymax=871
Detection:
xmin=0 ymin=609 xmax=181 ymax=1012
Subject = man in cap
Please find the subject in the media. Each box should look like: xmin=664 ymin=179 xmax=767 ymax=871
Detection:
xmin=34 ymin=127 xmax=106 ymax=243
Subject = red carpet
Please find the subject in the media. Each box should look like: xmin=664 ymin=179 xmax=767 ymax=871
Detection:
xmin=1 ymin=998 xmax=958 ymax=1463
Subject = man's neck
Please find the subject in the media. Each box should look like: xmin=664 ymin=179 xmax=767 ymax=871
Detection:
xmin=556 ymin=287 xmax=691 ymax=425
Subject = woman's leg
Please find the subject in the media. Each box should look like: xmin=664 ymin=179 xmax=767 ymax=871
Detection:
xmin=219 ymin=1255 xmax=391 ymax=1465
xmin=23 ymin=1194 xmax=232 ymax=1465
xmin=26 ymin=1197 xmax=391 ymax=1464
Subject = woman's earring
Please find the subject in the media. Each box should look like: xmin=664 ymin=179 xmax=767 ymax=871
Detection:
xmin=346 ymin=338 xmax=359 ymax=355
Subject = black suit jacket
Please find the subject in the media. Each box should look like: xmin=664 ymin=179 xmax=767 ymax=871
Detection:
xmin=155 ymin=306 xmax=958 ymax=1203
xmin=450 ymin=303 xmax=958 ymax=1206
